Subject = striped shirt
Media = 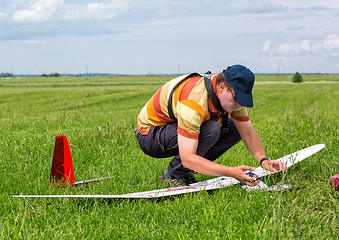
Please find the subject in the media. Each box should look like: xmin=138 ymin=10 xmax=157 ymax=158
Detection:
xmin=137 ymin=73 xmax=250 ymax=139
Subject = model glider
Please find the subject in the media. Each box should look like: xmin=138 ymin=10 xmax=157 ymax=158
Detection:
xmin=13 ymin=137 xmax=325 ymax=199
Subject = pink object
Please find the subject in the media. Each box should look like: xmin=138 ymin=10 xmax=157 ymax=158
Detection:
xmin=330 ymin=174 xmax=339 ymax=191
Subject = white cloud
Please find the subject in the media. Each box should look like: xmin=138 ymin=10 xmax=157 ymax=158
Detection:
xmin=277 ymin=40 xmax=312 ymax=54
xmin=21 ymin=39 xmax=47 ymax=44
xmin=262 ymin=40 xmax=272 ymax=52
xmin=86 ymin=0 xmax=128 ymax=19
xmin=64 ymin=0 xmax=129 ymax=20
xmin=322 ymin=34 xmax=339 ymax=51
xmin=301 ymin=40 xmax=311 ymax=51
xmin=87 ymin=2 xmax=106 ymax=11
xmin=277 ymin=34 xmax=339 ymax=56
xmin=13 ymin=0 xmax=64 ymax=22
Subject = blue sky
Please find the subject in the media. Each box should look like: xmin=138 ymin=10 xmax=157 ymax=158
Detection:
xmin=1 ymin=0 xmax=339 ymax=75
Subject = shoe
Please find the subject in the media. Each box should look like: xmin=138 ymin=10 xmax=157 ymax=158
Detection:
xmin=186 ymin=172 xmax=198 ymax=184
xmin=160 ymin=170 xmax=198 ymax=187
xmin=160 ymin=170 xmax=187 ymax=187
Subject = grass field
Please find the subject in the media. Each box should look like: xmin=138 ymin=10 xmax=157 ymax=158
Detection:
xmin=0 ymin=74 xmax=338 ymax=239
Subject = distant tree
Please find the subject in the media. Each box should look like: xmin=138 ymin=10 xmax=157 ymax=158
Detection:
xmin=292 ymin=72 xmax=303 ymax=83
xmin=48 ymin=73 xmax=61 ymax=77
xmin=41 ymin=73 xmax=61 ymax=77
xmin=1 ymin=73 xmax=11 ymax=77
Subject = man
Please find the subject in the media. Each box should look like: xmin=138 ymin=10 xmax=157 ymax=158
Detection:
xmin=135 ymin=64 xmax=287 ymax=187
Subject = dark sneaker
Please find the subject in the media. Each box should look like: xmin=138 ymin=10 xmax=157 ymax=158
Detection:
xmin=160 ymin=170 xmax=198 ymax=187
xmin=160 ymin=170 xmax=187 ymax=187
xmin=186 ymin=172 xmax=198 ymax=184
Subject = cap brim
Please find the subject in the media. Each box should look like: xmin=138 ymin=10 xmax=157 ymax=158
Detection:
xmin=234 ymin=88 xmax=253 ymax=107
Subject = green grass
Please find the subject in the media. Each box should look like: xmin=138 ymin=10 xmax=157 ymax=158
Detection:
xmin=255 ymin=74 xmax=339 ymax=82
xmin=0 ymin=75 xmax=338 ymax=239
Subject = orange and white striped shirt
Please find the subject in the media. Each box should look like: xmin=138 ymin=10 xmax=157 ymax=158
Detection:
xmin=137 ymin=73 xmax=250 ymax=139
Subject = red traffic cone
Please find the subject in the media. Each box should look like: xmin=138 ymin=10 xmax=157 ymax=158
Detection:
xmin=50 ymin=135 xmax=75 ymax=187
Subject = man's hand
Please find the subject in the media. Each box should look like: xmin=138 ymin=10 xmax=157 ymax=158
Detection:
xmin=262 ymin=160 xmax=287 ymax=173
xmin=231 ymin=165 xmax=260 ymax=186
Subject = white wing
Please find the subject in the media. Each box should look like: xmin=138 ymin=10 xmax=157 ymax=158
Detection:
xmin=13 ymin=144 xmax=325 ymax=199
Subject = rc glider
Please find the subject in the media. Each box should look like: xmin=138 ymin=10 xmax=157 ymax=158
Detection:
xmin=13 ymin=136 xmax=325 ymax=199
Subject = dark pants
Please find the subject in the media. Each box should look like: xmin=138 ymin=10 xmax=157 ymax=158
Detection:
xmin=135 ymin=118 xmax=241 ymax=178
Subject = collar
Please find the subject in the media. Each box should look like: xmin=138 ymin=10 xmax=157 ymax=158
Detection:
xmin=207 ymin=74 xmax=225 ymax=116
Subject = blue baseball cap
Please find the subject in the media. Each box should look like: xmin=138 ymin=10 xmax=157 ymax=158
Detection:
xmin=223 ymin=64 xmax=255 ymax=107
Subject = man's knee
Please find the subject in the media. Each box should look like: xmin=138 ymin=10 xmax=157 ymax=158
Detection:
xmin=196 ymin=120 xmax=221 ymax=157
xmin=200 ymin=120 xmax=221 ymax=140
xmin=136 ymin=124 xmax=179 ymax=158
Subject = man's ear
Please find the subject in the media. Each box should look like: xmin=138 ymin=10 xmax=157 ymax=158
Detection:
xmin=217 ymin=82 xmax=227 ymax=94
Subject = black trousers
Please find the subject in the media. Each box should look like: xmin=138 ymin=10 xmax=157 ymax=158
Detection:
xmin=136 ymin=118 xmax=241 ymax=178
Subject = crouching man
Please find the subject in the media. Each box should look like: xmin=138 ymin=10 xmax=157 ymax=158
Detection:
xmin=135 ymin=64 xmax=286 ymax=187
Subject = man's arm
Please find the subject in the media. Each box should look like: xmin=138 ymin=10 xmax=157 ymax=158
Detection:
xmin=178 ymin=134 xmax=258 ymax=186
xmin=232 ymin=117 xmax=287 ymax=173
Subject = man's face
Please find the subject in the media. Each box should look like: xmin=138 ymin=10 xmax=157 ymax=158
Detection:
xmin=218 ymin=82 xmax=242 ymax=112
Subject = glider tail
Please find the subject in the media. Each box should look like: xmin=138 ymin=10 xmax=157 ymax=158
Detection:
xmin=50 ymin=135 xmax=75 ymax=187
